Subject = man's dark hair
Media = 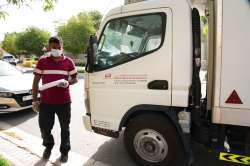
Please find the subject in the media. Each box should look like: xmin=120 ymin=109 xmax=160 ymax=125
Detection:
xmin=49 ymin=36 xmax=62 ymax=44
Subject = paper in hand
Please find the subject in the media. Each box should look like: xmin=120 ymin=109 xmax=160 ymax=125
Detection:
xmin=39 ymin=79 xmax=67 ymax=91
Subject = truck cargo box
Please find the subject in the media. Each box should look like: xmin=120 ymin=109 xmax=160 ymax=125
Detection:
xmin=212 ymin=0 xmax=250 ymax=127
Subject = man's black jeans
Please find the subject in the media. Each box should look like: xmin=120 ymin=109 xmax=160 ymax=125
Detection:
xmin=39 ymin=103 xmax=71 ymax=155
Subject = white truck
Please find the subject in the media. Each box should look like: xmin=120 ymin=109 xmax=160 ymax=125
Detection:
xmin=83 ymin=0 xmax=250 ymax=165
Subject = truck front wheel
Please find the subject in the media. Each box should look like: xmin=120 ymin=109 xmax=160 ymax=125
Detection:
xmin=124 ymin=113 xmax=184 ymax=166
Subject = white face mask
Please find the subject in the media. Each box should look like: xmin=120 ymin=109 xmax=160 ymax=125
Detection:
xmin=51 ymin=49 xmax=63 ymax=57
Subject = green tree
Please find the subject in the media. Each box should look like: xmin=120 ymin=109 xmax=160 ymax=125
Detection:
xmin=88 ymin=10 xmax=102 ymax=30
xmin=57 ymin=12 xmax=95 ymax=56
xmin=16 ymin=27 xmax=50 ymax=56
xmin=0 ymin=0 xmax=57 ymax=19
xmin=2 ymin=32 xmax=20 ymax=56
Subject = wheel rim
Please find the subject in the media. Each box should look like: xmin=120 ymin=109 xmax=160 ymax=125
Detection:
xmin=133 ymin=129 xmax=168 ymax=163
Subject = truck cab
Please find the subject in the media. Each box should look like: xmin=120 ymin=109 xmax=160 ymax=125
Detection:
xmin=83 ymin=0 xmax=250 ymax=165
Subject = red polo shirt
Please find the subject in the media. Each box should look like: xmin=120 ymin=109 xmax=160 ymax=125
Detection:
xmin=33 ymin=55 xmax=77 ymax=104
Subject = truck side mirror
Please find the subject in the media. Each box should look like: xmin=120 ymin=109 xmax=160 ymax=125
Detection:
xmin=85 ymin=35 xmax=98 ymax=73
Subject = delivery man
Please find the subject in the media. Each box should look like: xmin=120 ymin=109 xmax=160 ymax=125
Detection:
xmin=32 ymin=36 xmax=78 ymax=163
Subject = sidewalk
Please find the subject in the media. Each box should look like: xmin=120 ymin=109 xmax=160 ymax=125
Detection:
xmin=0 ymin=122 xmax=106 ymax=166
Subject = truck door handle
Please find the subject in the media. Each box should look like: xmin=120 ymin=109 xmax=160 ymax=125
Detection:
xmin=148 ymin=80 xmax=168 ymax=90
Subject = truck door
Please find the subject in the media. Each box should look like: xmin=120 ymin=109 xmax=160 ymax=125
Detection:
xmin=89 ymin=8 xmax=172 ymax=131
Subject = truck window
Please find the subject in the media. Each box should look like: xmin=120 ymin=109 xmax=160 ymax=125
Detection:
xmin=94 ymin=13 xmax=165 ymax=71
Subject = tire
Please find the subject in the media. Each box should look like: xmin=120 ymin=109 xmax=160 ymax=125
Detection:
xmin=124 ymin=113 xmax=185 ymax=166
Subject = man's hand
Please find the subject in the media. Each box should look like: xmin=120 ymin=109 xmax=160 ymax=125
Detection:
xmin=69 ymin=77 xmax=78 ymax=85
xmin=32 ymin=101 xmax=40 ymax=113
xmin=33 ymin=75 xmax=41 ymax=100
xmin=57 ymin=80 xmax=69 ymax=88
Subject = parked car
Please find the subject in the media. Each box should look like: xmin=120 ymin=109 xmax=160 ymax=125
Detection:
xmin=0 ymin=60 xmax=34 ymax=113
xmin=2 ymin=54 xmax=18 ymax=66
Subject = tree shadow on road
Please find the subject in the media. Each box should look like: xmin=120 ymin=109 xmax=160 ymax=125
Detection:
xmin=83 ymin=132 xmax=137 ymax=166
xmin=0 ymin=109 xmax=37 ymax=130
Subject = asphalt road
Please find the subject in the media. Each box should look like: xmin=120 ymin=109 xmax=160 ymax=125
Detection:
xmin=0 ymin=77 xmax=240 ymax=166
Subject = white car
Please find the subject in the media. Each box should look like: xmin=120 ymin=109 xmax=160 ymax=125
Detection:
xmin=0 ymin=60 xmax=34 ymax=113
xmin=2 ymin=54 xmax=18 ymax=65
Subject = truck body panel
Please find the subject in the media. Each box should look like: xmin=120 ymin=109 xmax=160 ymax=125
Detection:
xmin=212 ymin=0 xmax=250 ymax=127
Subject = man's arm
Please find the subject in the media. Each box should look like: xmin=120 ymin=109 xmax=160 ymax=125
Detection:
xmin=32 ymin=74 xmax=41 ymax=101
xmin=69 ymin=75 xmax=78 ymax=85
xmin=68 ymin=58 xmax=78 ymax=86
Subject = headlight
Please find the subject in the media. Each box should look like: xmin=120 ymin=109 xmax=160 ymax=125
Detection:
xmin=0 ymin=92 xmax=13 ymax=98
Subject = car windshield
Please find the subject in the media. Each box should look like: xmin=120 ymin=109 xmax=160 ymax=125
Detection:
xmin=0 ymin=61 xmax=22 ymax=76
xmin=3 ymin=56 xmax=13 ymax=59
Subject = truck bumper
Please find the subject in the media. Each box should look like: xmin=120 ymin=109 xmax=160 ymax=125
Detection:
xmin=82 ymin=114 xmax=92 ymax=131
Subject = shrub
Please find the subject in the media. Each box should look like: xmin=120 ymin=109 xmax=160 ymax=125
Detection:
xmin=0 ymin=155 xmax=11 ymax=166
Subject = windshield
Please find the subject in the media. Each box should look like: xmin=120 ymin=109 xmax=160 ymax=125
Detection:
xmin=94 ymin=13 xmax=165 ymax=70
xmin=3 ymin=56 xmax=14 ymax=59
xmin=0 ymin=61 xmax=22 ymax=76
